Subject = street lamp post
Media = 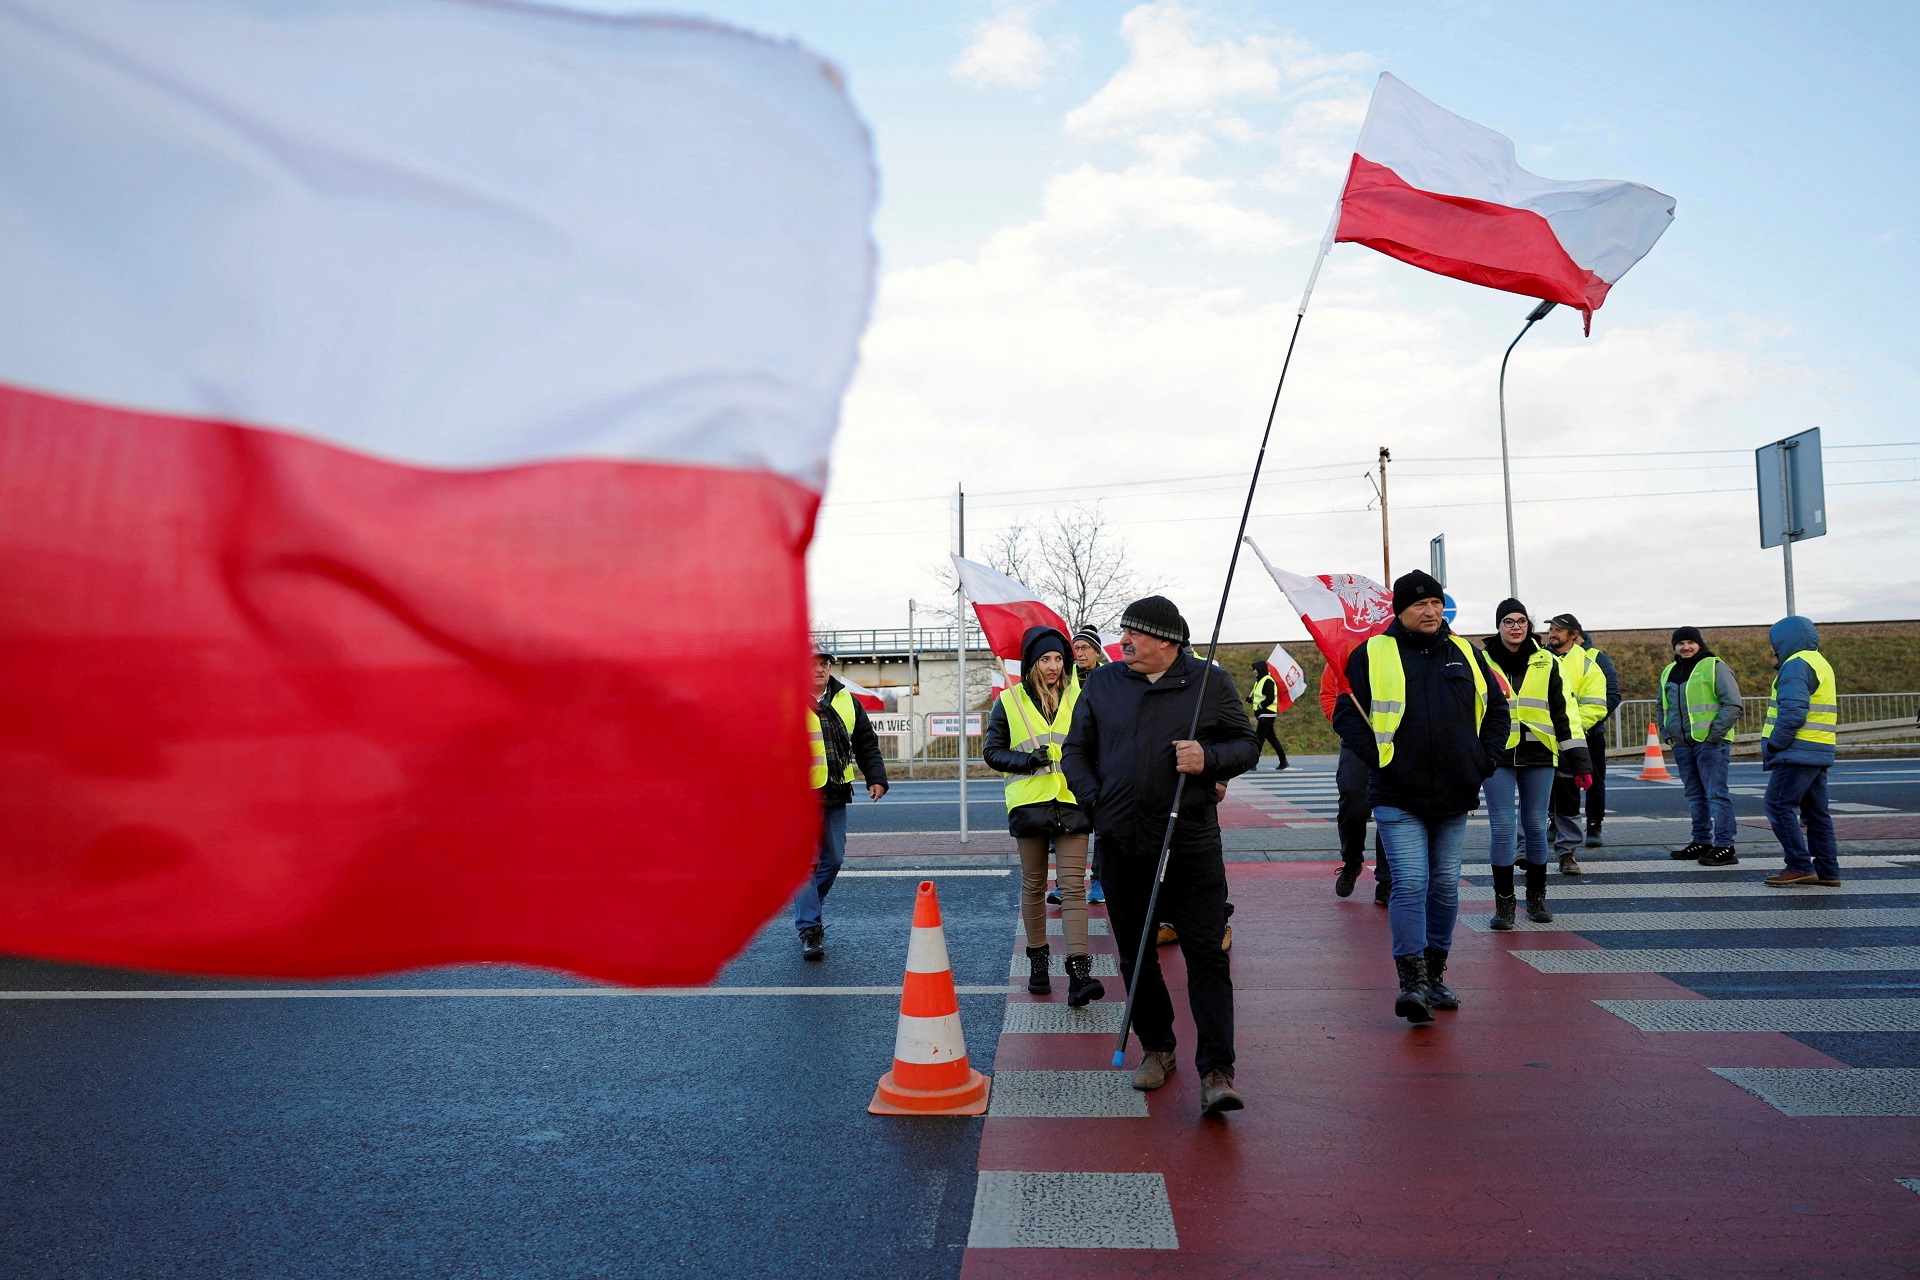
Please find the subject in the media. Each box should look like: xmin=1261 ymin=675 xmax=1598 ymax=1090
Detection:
xmin=1497 ymin=299 xmax=1557 ymax=599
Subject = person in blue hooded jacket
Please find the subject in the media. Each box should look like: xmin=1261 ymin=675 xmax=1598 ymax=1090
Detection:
xmin=1759 ymin=616 xmax=1842 ymax=887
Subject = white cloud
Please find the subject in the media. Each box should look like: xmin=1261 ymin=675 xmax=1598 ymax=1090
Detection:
xmin=953 ymin=3 xmax=1055 ymax=90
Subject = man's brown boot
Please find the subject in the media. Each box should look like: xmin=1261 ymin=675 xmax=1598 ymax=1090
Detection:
xmin=1199 ymin=1070 xmax=1244 ymax=1115
xmin=1130 ymin=1050 xmax=1176 ymax=1091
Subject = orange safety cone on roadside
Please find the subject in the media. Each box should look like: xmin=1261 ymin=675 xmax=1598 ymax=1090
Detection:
xmin=869 ymin=880 xmax=991 ymax=1116
xmin=1637 ymin=721 xmax=1674 ymax=782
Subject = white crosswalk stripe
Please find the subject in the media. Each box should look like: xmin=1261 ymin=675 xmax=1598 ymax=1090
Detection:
xmin=1460 ymin=878 xmax=1920 ymax=901
xmin=1464 ymin=906 xmax=1920 ymax=932
xmin=1512 ymin=946 xmax=1920 ymax=973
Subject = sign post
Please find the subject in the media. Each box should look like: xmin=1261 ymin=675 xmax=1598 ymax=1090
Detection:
xmin=1429 ymin=533 xmax=1446 ymax=587
xmin=1756 ymin=427 xmax=1826 ymax=617
xmin=953 ymin=484 xmax=968 ymax=842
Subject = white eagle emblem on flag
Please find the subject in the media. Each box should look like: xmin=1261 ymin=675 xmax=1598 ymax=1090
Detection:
xmin=1325 ymin=573 xmax=1393 ymax=633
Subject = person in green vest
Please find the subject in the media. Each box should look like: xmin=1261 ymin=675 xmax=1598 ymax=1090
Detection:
xmin=983 ymin=625 xmax=1104 ymax=1006
xmin=1658 ymin=626 xmax=1743 ymax=865
xmin=1247 ymin=660 xmax=1290 ymax=770
xmin=1759 ymin=616 xmax=1842 ymax=887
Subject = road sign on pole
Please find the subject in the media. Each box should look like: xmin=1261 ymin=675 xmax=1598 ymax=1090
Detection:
xmin=1429 ymin=534 xmax=1446 ymax=588
xmin=1756 ymin=427 xmax=1825 ymax=616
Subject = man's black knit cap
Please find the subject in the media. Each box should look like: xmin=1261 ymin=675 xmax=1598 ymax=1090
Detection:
xmin=1391 ymin=570 xmax=1445 ymax=614
xmin=1120 ymin=595 xmax=1189 ymax=644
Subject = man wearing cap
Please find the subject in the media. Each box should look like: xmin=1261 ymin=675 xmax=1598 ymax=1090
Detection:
xmin=1337 ymin=572 xmax=1509 ymax=1023
xmin=794 ymin=650 xmax=889 ymax=960
xmin=1062 ymin=596 xmax=1258 ymax=1116
xmin=1542 ymin=613 xmax=1611 ymax=874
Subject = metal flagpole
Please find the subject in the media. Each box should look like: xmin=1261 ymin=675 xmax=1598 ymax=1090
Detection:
xmin=1496 ymin=299 xmax=1557 ymax=599
xmin=954 ymin=484 xmax=968 ymax=843
xmin=1109 ymin=236 xmax=1335 ymax=1069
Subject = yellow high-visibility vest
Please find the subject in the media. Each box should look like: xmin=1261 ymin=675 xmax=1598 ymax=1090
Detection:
xmin=1000 ymin=679 xmax=1080 ymax=810
xmin=1505 ymin=646 xmax=1583 ymax=761
xmin=1365 ymin=633 xmax=1487 ymax=769
xmin=824 ymin=686 xmax=857 ymax=784
xmin=1250 ymin=673 xmax=1276 ymax=714
xmin=1559 ymin=642 xmax=1611 ymax=733
xmin=1765 ymin=650 xmax=1838 ymax=747
xmin=1659 ymin=656 xmax=1727 ymax=743
xmin=805 ymin=708 xmax=828 ymax=789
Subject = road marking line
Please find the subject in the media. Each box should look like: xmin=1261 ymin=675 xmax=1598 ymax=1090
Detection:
xmin=967 ymin=1171 xmax=1177 ymax=1249
xmin=1710 ymin=1068 xmax=1920 ymax=1116
xmin=1010 ymin=953 xmax=1120 ymax=978
xmin=1002 ymin=1002 xmax=1126 ymax=1033
xmin=0 ymin=985 xmax=1017 ymax=1000
xmin=1459 ymin=878 xmax=1920 ymax=901
xmin=1499 ymin=855 xmax=1911 ymax=873
xmin=985 ymin=1070 xmax=1148 ymax=1118
xmin=1017 ymin=918 xmax=1113 ymax=937
xmin=1461 ymin=907 xmax=1920 ymax=932
xmin=1596 ymin=997 xmax=1920 ymax=1032
xmin=838 ymin=868 xmax=1011 ymax=877
xmin=1511 ymin=946 xmax=1920 ymax=973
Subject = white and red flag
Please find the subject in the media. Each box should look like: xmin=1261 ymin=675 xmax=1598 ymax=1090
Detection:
xmin=0 ymin=1 xmax=874 ymax=984
xmin=1335 ymin=73 xmax=1674 ymax=332
xmin=950 ymin=556 xmax=1070 ymax=671
xmin=1262 ymin=644 xmax=1309 ymax=713
xmin=837 ymin=676 xmax=888 ymax=713
xmin=1244 ymin=540 xmax=1394 ymax=674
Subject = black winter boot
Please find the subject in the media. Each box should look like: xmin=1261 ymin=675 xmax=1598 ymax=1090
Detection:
xmin=1025 ymin=944 xmax=1052 ymax=995
xmin=1424 ymin=946 xmax=1459 ymax=1010
xmin=1489 ymin=864 xmax=1517 ymax=931
xmin=1393 ymin=954 xmax=1434 ymax=1024
xmin=1064 ymin=953 xmax=1105 ymax=1007
xmin=1524 ymin=862 xmax=1555 ymax=923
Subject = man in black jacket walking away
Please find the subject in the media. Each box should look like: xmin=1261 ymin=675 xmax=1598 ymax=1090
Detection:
xmin=1336 ymin=573 xmax=1509 ymax=1023
xmin=1062 ymin=596 xmax=1258 ymax=1116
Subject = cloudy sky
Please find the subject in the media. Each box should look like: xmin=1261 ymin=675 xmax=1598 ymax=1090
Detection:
xmin=611 ymin=1 xmax=1918 ymax=641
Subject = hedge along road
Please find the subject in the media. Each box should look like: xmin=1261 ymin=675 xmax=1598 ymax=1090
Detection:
xmin=0 ymin=871 xmax=1020 ymax=1280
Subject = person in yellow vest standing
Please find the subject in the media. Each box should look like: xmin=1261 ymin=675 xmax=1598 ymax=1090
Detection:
xmin=795 ymin=649 xmax=889 ymax=960
xmin=984 ymin=626 xmax=1104 ymax=1006
xmin=1658 ymin=626 xmax=1744 ymax=865
xmin=1759 ymin=616 xmax=1842 ymax=887
xmin=1247 ymin=660 xmax=1290 ymax=770
xmin=1336 ymin=572 xmax=1510 ymax=1023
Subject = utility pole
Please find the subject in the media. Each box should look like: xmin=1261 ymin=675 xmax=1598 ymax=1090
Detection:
xmin=1377 ymin=446 xmax=1392 ymax=584
xmin=953 ymin=484 xmax=968 ymax=843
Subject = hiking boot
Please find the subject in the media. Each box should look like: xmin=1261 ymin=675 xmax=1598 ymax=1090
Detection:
xmin=1156 ymin=922 xmax=1178 ymax=946
xmin=1671 ymin=842 xmax=1710 ymax=860
xmin=1335 ymin=862 xmax=1361 ymax=898
xmin=1558 ymin=852 xmax=1583 ymax=876
xmin=1489 ymin=894 xmax=1518 ymax=931
xmin=1393 ymin=954 xmax=1434 ymax=1023
xmin=1424 ymin=946 xmax=1459 ymax=1011
xmin=1584 ymin=827 xmax=1604 ymax=847
xmin=1064 ymin=953 xmax=1105 ymax=1007
xmin=1199 ymin=1070 xmax=1245 ymax=1115
xmin=1130 ymin=1050 xmax=1176 ymax=1091
xmin=1025 ymin=944 xmax=1052 ymax=995
xmin=1086 ymin=879 xmax=1106 ymax=904
xmin=1526 ymin=895 xmax=1555 ymax=923
xmin=1764 ymin=870 xmax=1822 ymax=887
xmin=799 ymin=925 xmax=825 ymax=961
xmin=1698 ymin=846 xmax=1739 ymax=867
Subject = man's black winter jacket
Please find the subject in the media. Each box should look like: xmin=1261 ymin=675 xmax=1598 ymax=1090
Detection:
xmin=1334 ymin=621 xmax=1511 ymax=817
xmin=818 ymin=677 xmax=889 ymax=808
xmin=1061 ymin=654 xmax=1258 ymax=852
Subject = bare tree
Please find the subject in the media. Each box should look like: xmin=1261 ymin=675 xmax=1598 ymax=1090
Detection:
xmin=1031 ymin=502 xmax=1151 ymax=631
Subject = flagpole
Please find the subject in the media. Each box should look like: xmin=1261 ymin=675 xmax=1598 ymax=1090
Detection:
xmin=1109 ymin=233 xmax=1335 ymax=1069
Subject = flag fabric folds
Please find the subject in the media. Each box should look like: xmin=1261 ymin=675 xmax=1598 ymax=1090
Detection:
xmin=0 ymin=0 xmax=875 ymax=985
xmin=1335 ymin=73 xmax=1674 ymax=331
xmin=949 ymin=557 xmax=1071 ymax=674
xmin=1263 ymin=645 xmax=1309 ymax=713
xmin=1245 ymin=539 xmax=1394 ymax=675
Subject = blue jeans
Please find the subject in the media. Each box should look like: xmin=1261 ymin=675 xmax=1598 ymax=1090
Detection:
xmin=794 ymin=804 xmax=848 ymax=932
xmin=1674 ymin=740 xmax=1736 ymax=845
xmin=1373 ymin=806 xmax=1467 ymax=957
xmin=1764 ymin=763 xmax=1838 ymax=877
xmin=1484 ymin=766 xmax=1553 ymax=867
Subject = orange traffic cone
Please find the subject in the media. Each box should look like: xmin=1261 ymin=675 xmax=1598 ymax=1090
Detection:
xmin=1637 ymin=721 xmax=1674 ymax=782
xmin=869 ymin=881 xmax=991 ymax=1116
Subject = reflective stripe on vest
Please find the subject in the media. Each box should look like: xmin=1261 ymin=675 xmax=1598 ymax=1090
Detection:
xmin=1659 ymin=657 xmax=1725 ymax=743
xmin=1765 ymin=650 xmax=1839 ymax=747
xmin=1001 ymin=678 xmax=1081 ymax=810
xmin=1365 ymin=633 xmax=1486 ymax=769
xmin=828 ymin=687 xmax=858 ymax=783
xmin=806 ymin=708 xmax=828 ymax=789
xmin=1504 ymin=646 xmax=1577 ymax=761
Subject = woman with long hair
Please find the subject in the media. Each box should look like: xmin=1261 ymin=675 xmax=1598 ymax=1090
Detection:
xmin=983 ymin=625 xmax=1104 ymax=1006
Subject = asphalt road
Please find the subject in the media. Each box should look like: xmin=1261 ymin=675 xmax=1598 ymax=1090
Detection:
xmin=0 ymin=873 xmax=1018 ymax=1280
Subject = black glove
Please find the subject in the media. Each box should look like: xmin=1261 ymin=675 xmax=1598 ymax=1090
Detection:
xmin=1026 ymin=749 xmax=1052 ymax=773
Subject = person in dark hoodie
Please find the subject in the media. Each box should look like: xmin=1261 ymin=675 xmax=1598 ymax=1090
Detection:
xmin=1062 ymin=595 xmax=1257 ymax=1116
xmin=1247 ymin=660 xmax=1290 ymax=770
xmin=1759 ymin=616 xmax=1842 ymax=887
xmin=1659 ymin=626 xmax=1744 ymax=865
xmin=1336 ymin=572 xmax=1509 ymax=1023
xmin=795 ymin=650 xmax=890 ymax=960
xmin=984 ymin=626 xmax=1104 ymax=1007
xmin=1480 ymin=600 xmax=1591 ymax=930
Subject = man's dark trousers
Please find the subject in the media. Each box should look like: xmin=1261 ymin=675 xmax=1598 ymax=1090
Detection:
xmin=1337 ymin=745 xmax=1387 ymax=879
xmin=1255 ymin=716 xmax=1287 ymax=766
xmin=1584 ymin=726 xmax=1609 ymax=834
xmin=1102 ymin=830 xmax=1234 ymax=1077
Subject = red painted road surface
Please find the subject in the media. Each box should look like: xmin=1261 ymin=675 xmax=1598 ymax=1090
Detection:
xmin=967 ymin=862 xmax=1920 ymax=1279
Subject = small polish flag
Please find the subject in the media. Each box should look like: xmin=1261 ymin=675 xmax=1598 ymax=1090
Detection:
xmin=1335 ymin=73 xmax=1674 ymax=332
xmin=1099 ymin=632 xmax=1126 ymax=664
xmin=837 ymin=676 xmax=888 ymax=713
xmin=1244 ymin=539 xmax=1393 ymax=676
xmin=1263 ymin=645 xmax=1309 ymax=712
xmin=950 ymin=556 xmax=1070 ymax=671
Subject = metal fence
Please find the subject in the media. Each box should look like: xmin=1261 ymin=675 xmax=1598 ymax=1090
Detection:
xmin=1606 ymin=692 xmax=1920 ymax=753
xmin=812 ymin=626 xmax=988 ymax=656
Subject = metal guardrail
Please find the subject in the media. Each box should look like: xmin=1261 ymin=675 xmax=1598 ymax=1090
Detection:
xmin=811 ymin=626 xmax=990 ymax=656
xmin=1605 ymin=692 xmax=1920 ymax=756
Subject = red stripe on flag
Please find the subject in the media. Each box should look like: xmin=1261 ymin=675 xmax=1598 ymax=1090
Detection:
xmin=970 ymin=599 xmax=1069 ymax=663
xmin=1335 ymin=155 xmax=1611 ymax=326
xmin=0 ymin=382 xmax=821 ymax=985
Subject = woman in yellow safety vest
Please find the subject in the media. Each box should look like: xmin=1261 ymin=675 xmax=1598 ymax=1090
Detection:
xmin=1481 ymin=599 xmax=1591 ymax=931
xmin=983 ymin=625 xmax=1104 ymax=1007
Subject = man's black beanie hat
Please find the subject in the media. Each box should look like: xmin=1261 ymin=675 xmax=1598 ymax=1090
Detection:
xmin=1120 ymin=595 xmax=1189 ymax=644
xmin=1391 ymin=570 xmax=1445 ymax=615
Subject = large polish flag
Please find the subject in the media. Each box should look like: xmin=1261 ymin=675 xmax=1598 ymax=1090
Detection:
xmin=1244 ymin=539 xmax=1393 ymax=676
xmin=0 ymin=1 xmax=874 ymax=984
xmin=950 ymin=557 xmax=1070 ymax=672
xmin=1335 ymin=73 xmax=1674 ymax=331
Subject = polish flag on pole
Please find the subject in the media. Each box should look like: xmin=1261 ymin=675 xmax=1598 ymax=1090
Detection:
xmin=0 ymin=1 xmax=874 ymax=985
xmin=837 ymin=676 xmax=888 ymax=713
xmin=1263 ymin=645 xmax=1309 ymax=713
xmin=949 ymin=556 xmax=1070 ymax=671
xmin=1334 ymin=73 xmax=1674 ymax=332
xmin=1244 ymin=539 xmax=1394 ymax=674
